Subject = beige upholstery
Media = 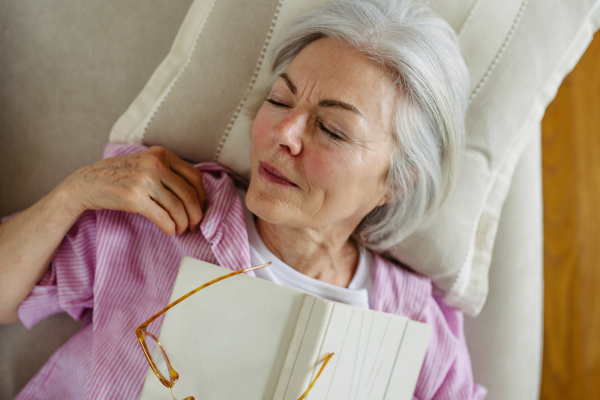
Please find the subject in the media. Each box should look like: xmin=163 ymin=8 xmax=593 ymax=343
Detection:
xmin=0 ymin=315 xmax=82 ymax=399
xmin=0 ymin=0 xmax=193 ymax=218
xmin=465 ymin=125 xmax=544 ymax=400
xmin=0 ymin=0 xmax=560 ymax=398
xmin=0 ymin=1 xmax=194 ymax=399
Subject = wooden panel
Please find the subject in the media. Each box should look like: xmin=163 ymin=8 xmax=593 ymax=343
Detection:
xmin=541 ymin=31 xmax=600 ymax=400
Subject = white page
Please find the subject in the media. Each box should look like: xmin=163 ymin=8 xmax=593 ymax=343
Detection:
xmin=324 ymin=304 xmax=365 ymax=400
xmin=295 ymin=304 xmax=364 ymax=399
xmin=279 ymin=298 xmax=333 ymax=400
xmin=306 ymin=305 xmax=408 ymax=400
xmin=302 ymin=301 xmax=353 ymax=400
xmin=272 ymin=296 xmax=316 ymax=400
xmin=383 ymin=321 xmax=431 ymax=399
xmin=361 ymin=316 xmax=407 ymax=400
xmin=139 ymin=258 xmax=308 ymax=400
xmin=356 ymin=311 xmax=393 ymax=399
xmin=351 ymin=309 xmax=374 ymax=400
xmin=330 ymin=304 xmax=364 ymax=399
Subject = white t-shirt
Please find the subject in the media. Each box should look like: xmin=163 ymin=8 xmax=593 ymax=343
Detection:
xmin=239 ymin=189 xmax=373 ymax=309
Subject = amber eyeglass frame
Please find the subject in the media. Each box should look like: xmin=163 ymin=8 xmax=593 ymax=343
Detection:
xmin=135 ymin=262 xmax=334 ymax=400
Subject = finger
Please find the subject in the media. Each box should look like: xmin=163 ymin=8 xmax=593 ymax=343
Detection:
xmin=160 ymin=169 xmax=203 ymax=233
xmin=167 ymin=155 xmax=207 ymax=211
xmin=137 ymin=197 xmax=177 ymax=236
xmin=148 ymin=185 xmax=190 ymax=235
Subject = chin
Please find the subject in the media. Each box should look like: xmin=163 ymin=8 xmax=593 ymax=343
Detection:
xmin=246 ymin=182 xmax=296 ymax=226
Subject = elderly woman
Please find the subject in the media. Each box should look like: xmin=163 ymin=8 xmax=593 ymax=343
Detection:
xmin=0 ymin=0 xmax=486 ymax=399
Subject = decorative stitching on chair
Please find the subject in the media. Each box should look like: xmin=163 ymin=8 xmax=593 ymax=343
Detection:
xmin=467 ymin=0 xmax=528 ymax=105
xmin=458 ymin=0 xmax=483 ymax=39
xmin=214 ymin=0 xmax=285 ymax=161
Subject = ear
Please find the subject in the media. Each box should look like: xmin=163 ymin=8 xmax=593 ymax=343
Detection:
xmin=377 ymin=167 xmax=417 ymax=207
xmin=376 ymin=178 xmax=400 ymax=206
xmin=376 ymin=195 xmax=388 ymax=207
xmin=376 ymin=188 xmax=399 ymax=207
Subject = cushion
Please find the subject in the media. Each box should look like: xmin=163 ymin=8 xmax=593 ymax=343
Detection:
xmin=108 ymin=0 xmax=600 ymax=316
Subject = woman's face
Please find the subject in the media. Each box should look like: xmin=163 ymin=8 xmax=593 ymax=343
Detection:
xmin=246 ymin=38 xmax=396 ymax=232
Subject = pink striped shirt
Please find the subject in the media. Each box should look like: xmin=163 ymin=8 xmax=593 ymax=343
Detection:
xmin=9 ymin=143 xmax=486 ymax=400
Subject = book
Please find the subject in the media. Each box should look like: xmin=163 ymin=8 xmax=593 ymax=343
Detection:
xmin=138 ymin=257 xmax=430 ymax=400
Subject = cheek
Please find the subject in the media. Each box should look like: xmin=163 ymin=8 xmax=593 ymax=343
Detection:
xmin=251 ymin=106 xmax=273 ymax=150
xmin=306 ymin=144 xmax=389 ymax=205
xmin=303 ymin=146 xmax=351 ymax=189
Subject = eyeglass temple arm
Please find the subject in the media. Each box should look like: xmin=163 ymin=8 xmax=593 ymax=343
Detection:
xmin=297 ymin=352 xmax=334 ymax=400
xmin=137 ymin=262 xmax=271 ymax=332
xmin=168 ymin=387 xmax=195 ymax=400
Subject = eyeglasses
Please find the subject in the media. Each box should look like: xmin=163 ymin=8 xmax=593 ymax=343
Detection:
xmin=135 ymin=262 xmax=334 ymax=400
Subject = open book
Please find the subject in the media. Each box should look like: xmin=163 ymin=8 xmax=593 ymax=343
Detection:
xmin=139 ymin=257 xmax=430 ymax=400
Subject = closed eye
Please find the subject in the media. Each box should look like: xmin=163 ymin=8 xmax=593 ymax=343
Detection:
xmin=267 ymin=98 xmax=289 ymax=108
xmin=267 ymin=98 xmax=343 ymax=141
xmin=317 ymin=121 xmax=342 ymax=141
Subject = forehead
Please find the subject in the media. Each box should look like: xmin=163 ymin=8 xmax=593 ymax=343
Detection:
xmin=283 ymin=38 xmax=397 ymax=125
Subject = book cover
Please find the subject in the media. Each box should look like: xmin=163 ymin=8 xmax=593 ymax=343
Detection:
xmin=138 ymin=257 xmax=430 ymax=400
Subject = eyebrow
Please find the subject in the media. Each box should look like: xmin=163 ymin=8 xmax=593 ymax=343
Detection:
xmin=318 ymin=99 xmax=365 ymax=119
xmin=279 ymin=73 xmax=365 ymax=119
xmin=280 ymin=73 xmax=297 ymax=95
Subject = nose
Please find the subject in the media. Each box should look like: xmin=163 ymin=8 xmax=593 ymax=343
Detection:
xmin=272 ymin=110 xmax=307 ymax=156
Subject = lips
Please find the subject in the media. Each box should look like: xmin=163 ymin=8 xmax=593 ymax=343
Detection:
xmin=259 ymin=161 xmax=298 ymax=187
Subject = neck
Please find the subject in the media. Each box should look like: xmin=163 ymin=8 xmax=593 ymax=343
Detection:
xmin=255 ymin=217 xmax=359 ymax=288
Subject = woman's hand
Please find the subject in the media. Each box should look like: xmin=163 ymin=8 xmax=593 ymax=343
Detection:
xmin=0 ymin=145 xmax=204 ymax=323
xmin=62 ymin=146 xmax=206 ymax=236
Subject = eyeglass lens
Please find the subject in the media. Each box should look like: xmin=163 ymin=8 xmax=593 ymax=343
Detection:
xmin=145 ymin=333 xmax=172 ymax=382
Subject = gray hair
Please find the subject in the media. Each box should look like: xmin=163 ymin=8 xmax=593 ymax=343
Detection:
xmin=264 ymin=0 xmax=469 ymax=251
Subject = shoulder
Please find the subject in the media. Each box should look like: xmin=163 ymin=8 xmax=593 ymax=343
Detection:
xmin=102 ymin=142 xmax=248 ymax=196
xmin=370 ymin=253 xmax=432 ymax=321
xmin=100 ymin=142 xmax=248 ymax=239
xmin=370 ymin=253 xmax=462 ymax=328
xmin=370 ymin=254 xmax=484 ymax=399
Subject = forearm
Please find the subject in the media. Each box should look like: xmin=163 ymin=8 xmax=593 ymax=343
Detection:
xmin=0 ymin=182 xmax=83 ymax=324
xmin=0 ymin=145 xmax=207 ymax=324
